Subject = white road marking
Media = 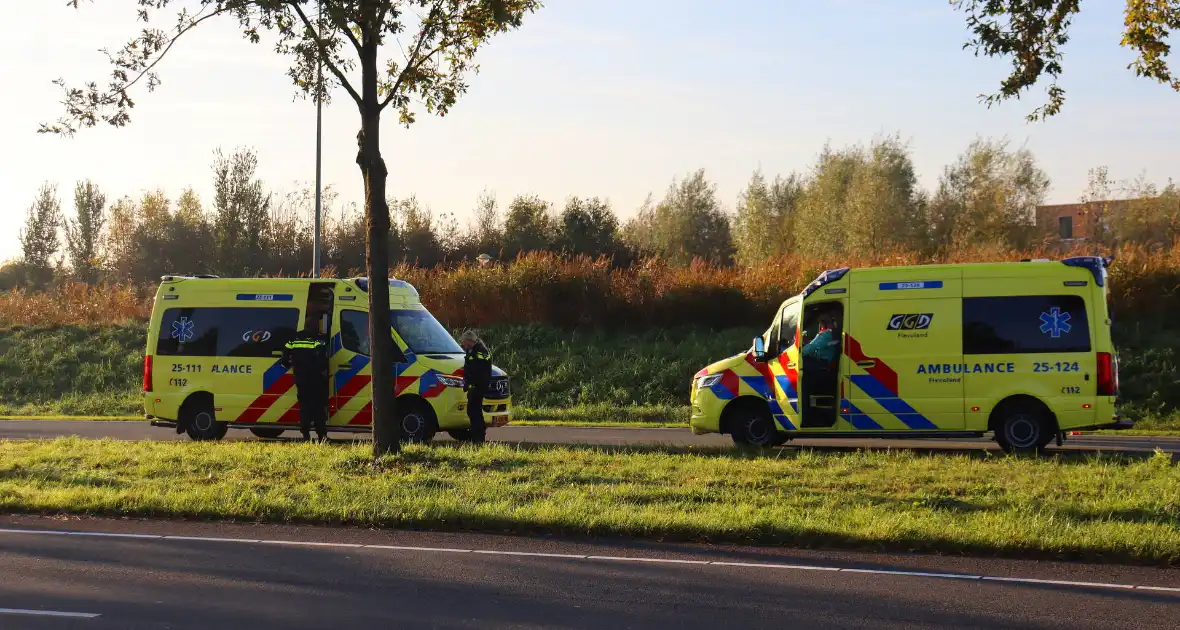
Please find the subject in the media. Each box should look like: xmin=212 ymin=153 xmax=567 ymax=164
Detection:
xmin=982 ymin=576 xmax=1135 ymax=589
xmin=258 ymin=540 xmax=364 ymax=548
xmin=67 ymin=531 xmax=162 ymax=540
xmin=0 ymin=528 xmax=71 ymax=536
xmin=1136 ymin=585 xmax=1180 ymax=593
xmin=710 ymin=561 xmax=841 ymax=571
xmin=473 ymin=550 xmax=587 ymax=559
xmin=840 ymin=568 xmax=982 ymax=580
xmin=0 ymin=607 xmax=100 ymax=618
xmin=1 ymin=527 xmax=1177 ymax=595
xmin=364 ymin=544 xmax=472 ymax=553
xmin=587 ymin=555 xmax=711 ymax=565
xmin=163 ymin=535 xmax=262 ymax=543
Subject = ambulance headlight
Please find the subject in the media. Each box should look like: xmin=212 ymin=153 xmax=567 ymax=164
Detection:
xmin=437 ymin=375 xmax=464 ymax=388
xmin=697 ymin=374 xmax=722 ymax=390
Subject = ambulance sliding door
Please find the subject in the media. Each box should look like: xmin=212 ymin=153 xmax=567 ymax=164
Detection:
xmin=845 ymin=274 xmax=965 ymax=431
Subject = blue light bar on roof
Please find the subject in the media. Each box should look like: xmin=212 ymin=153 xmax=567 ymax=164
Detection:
xmin=353 ymin=278 xmax=418 ymax=295
xmin=801 ymin=267 xmax=851 ymax=298
xmin=1061 ymin=256 xmax=1112 ymax=287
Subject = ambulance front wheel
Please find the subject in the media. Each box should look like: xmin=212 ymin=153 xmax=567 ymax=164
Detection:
xmin=726 ymin=401 xmax=779 ymax=447
xmin=993 ymin=398 xmax=1055 ymax=454
xmin=181 ymin=397 xmax=228 ymax=442
xmin=397 ymin=400 xmax=438 ymax=444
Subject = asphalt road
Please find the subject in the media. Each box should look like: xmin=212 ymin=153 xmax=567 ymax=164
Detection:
xmin=2 ymin=419 xmax=1179 ymax=455
xmin=0 ymin=516 xmax=1177 ymax=629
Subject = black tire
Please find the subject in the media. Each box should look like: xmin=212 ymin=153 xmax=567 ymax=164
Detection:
xmin=769 ymin=433 xmax=793 ymax=447
xmin=447 ymin=429 xmax=470 ymax=441
xmin=249 ymin=427 xmax=285 ymax=439
xmin=727 ymin=402 xmax=779 ymax=447
xmin=994 ymin=400 xmax=1054 ymax=454
xmin=183 ymin=400 xmax=228 ymax=442
xmin=398 ymin=401 xmax=438 ymax=444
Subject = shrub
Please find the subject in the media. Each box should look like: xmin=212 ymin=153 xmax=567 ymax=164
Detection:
xmin=1 ymin=243 xmax=1176 ymax=331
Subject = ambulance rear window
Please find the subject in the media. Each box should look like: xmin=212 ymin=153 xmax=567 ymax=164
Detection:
xmin=963 ymin=295 xmax=1090 ymax=355
xmin=156 ymin=307 xmax=300 ymax=357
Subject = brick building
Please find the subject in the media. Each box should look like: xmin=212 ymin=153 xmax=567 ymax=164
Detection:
xmin=1035 ymin=199 xmax=1134 ymax=243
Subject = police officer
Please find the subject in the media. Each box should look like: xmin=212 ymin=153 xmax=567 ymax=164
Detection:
xmin=459 ymin=330 xmax=492 ymax=444
xmin=281 ymin=317 xmax=330 ymax=442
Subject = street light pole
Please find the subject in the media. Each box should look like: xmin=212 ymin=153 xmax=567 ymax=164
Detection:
xmin=312 ymin=0 xmax=324 ymax=278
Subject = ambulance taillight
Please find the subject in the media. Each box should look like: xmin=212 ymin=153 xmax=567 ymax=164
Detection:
xmin=1096 ymin=352 xmax=1117 ymax=397
xmin=143 ymin=355 xmax=153 ymax=393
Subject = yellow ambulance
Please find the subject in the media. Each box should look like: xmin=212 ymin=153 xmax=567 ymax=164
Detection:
xmin=144 ymin=276 xmax=512 ymax=441
xmin=689 ymin=257 xmax=1126 ymax=453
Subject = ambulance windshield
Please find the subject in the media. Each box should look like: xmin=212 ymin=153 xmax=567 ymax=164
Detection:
xmin=391 ymin=309 xmax=464 ymax=355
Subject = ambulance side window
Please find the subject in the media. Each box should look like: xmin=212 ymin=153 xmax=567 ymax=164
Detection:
xmin=156 ymin=307 xmax=298 ymax=357
xmin=962 ymin=295 xmax=1090 ymax=354
xmin=779 ymin=304 xmax=800 ymax=353
xmin=340 ymin=310 xmax=370 ymax=356
xmin=221 ymin=309 xmax=299 ymax=357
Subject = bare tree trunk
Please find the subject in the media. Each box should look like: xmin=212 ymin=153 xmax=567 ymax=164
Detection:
xmin=357 ymin=26 xmax=400 ymax=457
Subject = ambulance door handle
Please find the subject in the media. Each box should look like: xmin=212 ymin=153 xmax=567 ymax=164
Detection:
xmin=786 ymin=362 xmax=797 ymax=369
xmin=857 ymin=360 xmax=876 ymax=368
xmin=337 ymin=364 xmax=353 ymax=369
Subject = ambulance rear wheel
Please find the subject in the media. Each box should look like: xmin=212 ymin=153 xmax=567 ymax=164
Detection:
xmin=994 ymin=399 xmax=1054 ymax=454
xmin=249 ymin=428 xmax=285 ymax=439
xmin=182 ymin=400 xmax=227 ymax=442
xmin=398 ymin=400 xmax=438 ymax=444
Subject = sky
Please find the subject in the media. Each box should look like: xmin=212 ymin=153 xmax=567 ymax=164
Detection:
xmin=2 ymin=0 xmax=1178 ymax=263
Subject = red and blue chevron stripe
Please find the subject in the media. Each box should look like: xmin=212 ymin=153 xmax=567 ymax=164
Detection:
xmin=839 ymin=397 xmax=883 ymax=430
xmin=845 ymin=335 xmax=936 ymax=430
xmin=708 ymin=370 xmax=740 ymax=400
xmin=235 ymin=358 xmax=294 ymax=424
xmin=743 ymin=351 xmax=799 ymax=412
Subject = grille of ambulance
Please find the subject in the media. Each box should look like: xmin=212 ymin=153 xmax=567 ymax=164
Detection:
xmin=486 ymin=376 xmax=511 ymax=400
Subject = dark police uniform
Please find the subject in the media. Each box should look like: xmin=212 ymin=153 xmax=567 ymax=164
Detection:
xmin=281 ymin=327 xmax=330 ymax=441
xmin=463 ymin=341 xmax=492 ymax=443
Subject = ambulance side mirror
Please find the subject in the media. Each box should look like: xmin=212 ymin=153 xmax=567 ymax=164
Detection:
xmin=752 ymin=336 xmax=767 ymax=361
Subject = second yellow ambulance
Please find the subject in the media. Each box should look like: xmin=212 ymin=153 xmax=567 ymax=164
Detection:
xmin=690 ymin=257 xmax=1125 ymax=452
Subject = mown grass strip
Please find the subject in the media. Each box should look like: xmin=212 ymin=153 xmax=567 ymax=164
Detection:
xmin=2 ymin=414 xmax=1178 ymax=435
xmin=0 ymin=438 xmax=1177 ymax=565
xmin=0 ymin=415 xmax=686 ymax=429
xmin=0 ymin=416 xmax=144 ymax=422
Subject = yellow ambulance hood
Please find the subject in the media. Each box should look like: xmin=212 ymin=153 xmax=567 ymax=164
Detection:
xmin=696 ymin=351 xmax=751 ymax=377
xmin=412 ymin=352 xmax=508 ymax=378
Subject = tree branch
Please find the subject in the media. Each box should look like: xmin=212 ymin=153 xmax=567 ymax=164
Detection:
xmin=289 ymin=0 xmax=362 ymax=105
xmin=119 ymin=6 xmax=229 ymax=101
xmin=297 ymin=0 xmax=363 ymax=56
xmin=379 ymin=0 xmax=449 ymax=111
xmin=377 ymin=2 xmax=393 ymax=32
xmin=41 ymin=4 xmax=232 ymax=135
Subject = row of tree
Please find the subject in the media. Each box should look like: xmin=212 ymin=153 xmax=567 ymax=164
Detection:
xmin=7 ymin=137 xmax=1178 ymax=289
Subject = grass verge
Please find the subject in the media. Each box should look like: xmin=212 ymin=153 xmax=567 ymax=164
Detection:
xmin=1 ymin=438 xmax=1178 ymax=565
xmin=2 ymin=408 xmax=1179 ymax=435
xmin=513 ymin=404 xmax=687 ymax=425
xmin=0 ymin=415 xmax=143 ymax=422
xmin=4 ymin=323 xmax=1180 ymax=434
